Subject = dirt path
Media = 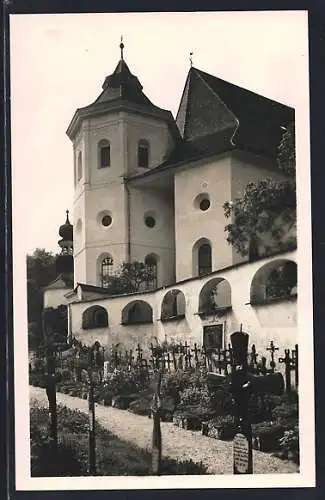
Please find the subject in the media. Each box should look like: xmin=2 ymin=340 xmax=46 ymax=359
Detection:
xmin=30 ymin=386 xmax=298 ymax=475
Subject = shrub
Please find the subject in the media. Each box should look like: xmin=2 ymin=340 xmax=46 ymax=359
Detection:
xmin=29 ymin=372 xmax=47 ymax=388
xmin=252 ymin=421 xmax=285 ymax=452
xmin=271 ymin=395 xmax=298 ymax=429
xmin=160 ymin=370 xmax=206 ymax=405
xmin=179 ymin=384 xmax=211 ymax=407
xmin=276 ymin=426 xmax=299 ymax=464
xmin=210 ymin=388 xmax=234 ymax=417
xmin=204 ymin=415 xmax=236 ymax=441
xmin=30 ymin=404 xmax=208 ymax=476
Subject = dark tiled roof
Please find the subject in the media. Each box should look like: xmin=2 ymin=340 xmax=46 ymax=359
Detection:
xmin=160 ymin=128 xmax=235 ymax=167
xmin=175 ymin=67 xmax=294 ymax=160
xmin=67 ymin=58 xmax=180 ymax=140
xmin=95 ymin=59 xmax=156 ymax=108
xmin=76 ymin=283 xmax=112 ymax=295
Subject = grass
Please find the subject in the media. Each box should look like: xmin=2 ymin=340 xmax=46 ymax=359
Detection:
xmin=30 ymin=403 xmax=209 ymax=476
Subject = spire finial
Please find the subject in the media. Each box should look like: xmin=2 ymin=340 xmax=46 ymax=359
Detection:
xmin=190 ymin=51 xmax=193 ymax=67
xmin=66 ymin=209 xmax=70 ymax=224
xmin=120 ymin=35 xmax=124 ymax=60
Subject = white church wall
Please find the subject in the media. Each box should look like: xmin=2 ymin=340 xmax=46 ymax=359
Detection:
xmin=44 ymin=288 xmax=72 ymax=309
xmin=129 ymin=186 xmax=175 ymax=287
xmin=174 ymin=154 xmax=233 ymax=282
xmin=70 ymin=249 xmax=297 ymax=361
xmin=125 ymin=114 xmax=174 ymax=174
xmin=69 ymin=291 xmax=159 ymax=351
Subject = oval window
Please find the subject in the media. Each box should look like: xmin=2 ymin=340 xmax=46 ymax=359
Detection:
xmin=200 ymin=199 xmax=210 ymax=211
xmin=102 ymin=215 xmax=112 ymax=227
xmin=145 ymin=216 xmax=156 ymax=228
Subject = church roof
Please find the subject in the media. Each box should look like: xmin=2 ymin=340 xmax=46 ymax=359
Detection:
xmin=67 ymin=52 xmax=180 ymax=141
xmin=43 ymin=274 xmax=74 ymax=291
xmin=174 ymin=67 xmax=294 ymax=159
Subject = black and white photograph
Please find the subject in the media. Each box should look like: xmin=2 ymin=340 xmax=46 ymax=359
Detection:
xmin=10 ymin=10 xmax=314 ymax=490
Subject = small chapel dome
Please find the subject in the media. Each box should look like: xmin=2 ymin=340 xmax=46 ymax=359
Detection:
xmin=59 ymin=210 xmax=73 ymax=241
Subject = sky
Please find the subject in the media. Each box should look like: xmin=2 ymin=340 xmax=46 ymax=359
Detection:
xmin=10 ymin=11 xmax=309 ymax=255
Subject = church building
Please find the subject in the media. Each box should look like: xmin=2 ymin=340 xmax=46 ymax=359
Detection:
xmin=44 ymin=41 xmax=297 ymax=355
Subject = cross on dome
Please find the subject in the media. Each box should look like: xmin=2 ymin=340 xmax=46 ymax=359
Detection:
xmin=120 ymin=35 xmax=124 ymax=60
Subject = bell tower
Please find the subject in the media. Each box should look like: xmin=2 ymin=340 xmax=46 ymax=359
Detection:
xmin=67 ymin=40 xmax=178 ymax=287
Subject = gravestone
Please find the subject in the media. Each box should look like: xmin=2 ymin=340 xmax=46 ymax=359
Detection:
xmin=103 ymin=361 xmax=109 ymax=381
xmin=233 ymin=432 xmax=252 ymax=474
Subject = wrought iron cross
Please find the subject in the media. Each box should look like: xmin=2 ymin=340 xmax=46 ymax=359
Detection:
xmin=267 ymin=341 xmax=279 ymax=373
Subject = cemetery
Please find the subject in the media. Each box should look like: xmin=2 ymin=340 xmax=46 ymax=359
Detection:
xmin=29 ymin=329 xmax=299 ymax=476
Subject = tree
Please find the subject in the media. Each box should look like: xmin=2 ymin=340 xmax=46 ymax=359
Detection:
xmin=223 ymin=122 xmax=296 ymax=257
xmin=101 ymin=261 xmax=156 ymax=294
xmin=27 ymin=249 xmax=58 ymax=349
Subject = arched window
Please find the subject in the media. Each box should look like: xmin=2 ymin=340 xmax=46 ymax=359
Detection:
xmin=193 ymin=238 xmax=212 ymax=277
xmin=101 ymin=256 xmax=114 ymax=288
xmin=198 ymin=278 xmax=232 ymax=316
xmin=198 ymin=243 xmax=212 ymax=276
xmin=250 ymin=259 xmax=297 ymax=304
xmin=98 ymin=140 xmax=111 ymax=168
xmin=145 ymin=254 xmax=158 ymax=290
xmin=121 ymin=300 xmax=153 ymax=325
xmin=82 ymin=306 xmax=108 ymax=329
xmin=138 ymin=139 xmax=149 ymax=167
xmin=161 ymin=289 xmax=186 ymax=321
xmin=77 ymin=151 xmax=82 ymax=181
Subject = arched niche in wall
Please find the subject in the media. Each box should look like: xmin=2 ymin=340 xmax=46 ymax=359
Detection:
xmin=198 ymin=277 xmax=232 ymax=316
xmin=82 ymin=305 xmax=108 ymax=329
xmin=121 ymin=300 xmax=153 ymax=325
xmin=192 ymin=237 xmax=212 ymax=277
xmin=250 ymin=259 xmax=297 ymax=305
xmin=161 ymin=289 xmax=186 ymax=321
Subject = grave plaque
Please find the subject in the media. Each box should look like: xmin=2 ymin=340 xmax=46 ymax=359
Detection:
xmin=233 ymin=433 xmax=250 ymax=474
xmin=103 ymin=361 xmax=109 ymax=381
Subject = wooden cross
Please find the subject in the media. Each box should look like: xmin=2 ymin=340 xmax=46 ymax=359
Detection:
xmin=267 ymin=341 xmax=279 ymax=373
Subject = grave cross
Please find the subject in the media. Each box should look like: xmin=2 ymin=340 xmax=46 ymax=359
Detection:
xmin=279 ymin=348 xmax=295 ymax=393
xmin=249 ymin=344 xmax=258 ymax=371
xmin=267 ymin=341 xmax=279 ymax=373
xmin=186 ymin=349 xmax=193 ymax=370
xmin=293 ymin=344 xmax=299 ymax=389
xmin=216 ymin=347 xmax=223 ymax=374
xmin=128 ymin=349 xmax=134 ymax=370
xmin=165 ymin=352 xmax=173 ymax=372
xmin=171 ymin=346 xmax=177 ymax=371
xmin=136 ymin=343 xmax=143 ymax=363
xmin=257 ymin=356 xmax=268 ymax=376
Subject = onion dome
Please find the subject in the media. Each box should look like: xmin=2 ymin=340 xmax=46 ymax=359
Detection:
xmin=59 ymin=210 xmax=73 ymax=242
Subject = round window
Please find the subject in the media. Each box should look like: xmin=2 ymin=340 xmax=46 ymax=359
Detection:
xmin=102 ymin=215 xmax=112 ymax=227
xmin=200 ymin=198 xmax=210 ymax=211
xmin=145 ymin=216 xmax=156 ymax=228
